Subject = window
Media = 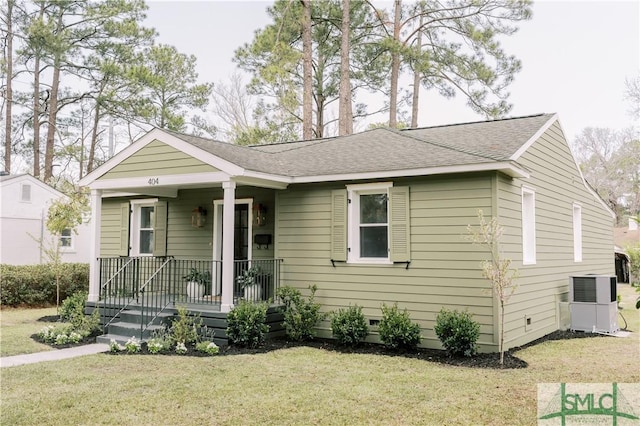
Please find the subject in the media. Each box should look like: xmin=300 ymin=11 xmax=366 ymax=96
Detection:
xmin=522 ymin=187 xmax=536 ymax=265
xmin=332 ymin=184 xmax=410 ymax=264
xmin=130 ymin=200 xmax=157 ymax=256
xmin=347 ymin=183 xmax=392 ymax=263
xmin=21 ymin=183 xmax=31 ymax=202
xmin=59 ymin=229 xmax=73 ymax=249
xmin=573 ymin=203 xmax=582 ymax=262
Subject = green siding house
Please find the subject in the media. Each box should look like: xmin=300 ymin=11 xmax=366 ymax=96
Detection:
xmin=79 ymin=113 xmax=615 ymax=351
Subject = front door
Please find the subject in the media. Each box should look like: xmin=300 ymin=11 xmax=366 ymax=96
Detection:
xmin=212 ymin=199 xmax=252 ymax=296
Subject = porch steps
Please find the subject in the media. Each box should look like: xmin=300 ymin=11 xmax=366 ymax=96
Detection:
xmin=87 ymin=302 xmax=286 ymax=347
xmin=96 ymin=310 xmax=172 ymax=345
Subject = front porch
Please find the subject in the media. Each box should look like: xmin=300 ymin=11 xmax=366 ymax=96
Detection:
xmin=91 ymin=257 xmax=283 ymax=344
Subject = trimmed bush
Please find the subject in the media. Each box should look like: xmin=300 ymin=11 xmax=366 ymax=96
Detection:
xmin=331 ymin=305 xmax=369 ymax=346
xmin=378 ymin=303 xmax=422 ymax=351
xmin=276 ymin=285 xmax=326 ymax=341
xmin=226 ymin=300 xmax=270 ymax=348
xmin=59 ymin=291 xmax=88 ymax=323
xmin=434 ymin=308 xmax=480 ymax=357
xmin=0 ymin=263 xmax=89 ymax=307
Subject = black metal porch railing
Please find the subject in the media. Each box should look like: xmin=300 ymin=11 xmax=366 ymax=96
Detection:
xmin=98 ymin=257 xmax=283 ymax=336
xmin=234 ymin=259 xmax=282 ymax=303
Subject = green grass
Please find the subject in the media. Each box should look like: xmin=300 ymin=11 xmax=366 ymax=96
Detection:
xmin=1 ymin=287 xmax=638 ymax=425
xmin=0 ymin=307 xmax=58 ymax=357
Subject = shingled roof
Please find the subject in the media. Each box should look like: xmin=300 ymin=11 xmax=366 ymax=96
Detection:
xmin=165 ymin=113 xmax=555 ymax=178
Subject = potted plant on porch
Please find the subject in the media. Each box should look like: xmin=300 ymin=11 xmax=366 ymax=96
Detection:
xmin=236 ymin=266 xmax=263 ymax=301
xmin=183 ymin=268 xmax=211 ymax=300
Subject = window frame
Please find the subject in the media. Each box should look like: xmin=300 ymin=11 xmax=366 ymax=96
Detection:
xmin=573 ymin=203 xmax=583 ymax=262
xmin=521 ymin=186 xmax=536 ymax=265
xmin=130 ymin=199 xmax=158 ymax=257
xmin=346 ymin=182 xmax=393 ymax=264
xmin=59 ymin=228 xmax=74 ymax=251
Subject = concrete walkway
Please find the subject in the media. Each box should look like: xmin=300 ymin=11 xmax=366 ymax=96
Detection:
xmin=0 ymin=343 xmax=110 ymax=368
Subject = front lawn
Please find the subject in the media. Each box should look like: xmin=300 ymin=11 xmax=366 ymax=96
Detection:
xmin=0 ymin=307 xmax=58 ymax=357
xmin=1 ymin=286 xmax=638 ymax=425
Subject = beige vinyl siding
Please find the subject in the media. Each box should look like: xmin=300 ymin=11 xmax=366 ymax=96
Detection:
xmin=99 ymin=187 xmax=277 ymax=260
xmin=275 ymin=175 xmax=498 ymax=351
xmin=101 ymin=140 xmax=218 ymax=179
xmin=497 ymin=121 xmax=614 ymax=349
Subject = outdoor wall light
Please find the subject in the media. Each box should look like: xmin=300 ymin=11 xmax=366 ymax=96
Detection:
xmin=253 ymin=203 xmax=267 ymax=227
xmin=191 ymin=206 xmax=207 ymax=228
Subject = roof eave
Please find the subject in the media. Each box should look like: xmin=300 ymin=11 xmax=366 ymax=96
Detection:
xmin=78 ymin=128 xmax=247 ymax=188
xmin=289 ymin=162 xmax=530 ymax=184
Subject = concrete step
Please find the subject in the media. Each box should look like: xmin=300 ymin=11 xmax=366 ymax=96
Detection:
xmin=97 ymin=334 xmax=138 ymax=346
xmin=118 ymin=310 xmax=172 ymax=326
xmin=106 ymin=322 xmax=164 ymax=340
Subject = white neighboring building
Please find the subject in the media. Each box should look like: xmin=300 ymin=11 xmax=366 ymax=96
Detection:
xmin=0 ymin=173 xmax=91 ymax=265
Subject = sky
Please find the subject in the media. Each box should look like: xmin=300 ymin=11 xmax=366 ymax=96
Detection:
xmin=143 ymin=0 xmax=639 ymax=144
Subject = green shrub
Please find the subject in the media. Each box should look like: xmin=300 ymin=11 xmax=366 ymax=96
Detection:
xmin=196 ymin=341 xmax=220 ymax=355
xmin=0 ymin=263 xmax=89 ymax=307
xmin=276 ymin=285 xmax=326 ymax=341
xmin=124 ymin=336 xmax=141 ymax=354
xmin=168 ymin=306 xmax=203 ymax=346
xmin=378 ymin=303 xmax=422 ymax=351
xmin=626 ymin=244 xmax=640 ymax=287
xmin=146 ymin=337 xmax=168 ymax=354
xmin=434 ymin=308 xmax=480 ymax=357
xmin=35 ymin=309 xmax=101 ymax=346
xmin=331 ymin=305 xmax=369 ymax=346
xmin=226 ymin=300 xmax=270 ymax=348
xmin=60 ymin=291 xmax=88 ymax=322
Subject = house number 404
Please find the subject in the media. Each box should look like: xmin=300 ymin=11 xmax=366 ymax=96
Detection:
xmin=148 ymin=177 xmax=159 ymax=185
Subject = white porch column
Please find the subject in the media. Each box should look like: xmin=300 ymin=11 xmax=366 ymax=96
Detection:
xmin=88 ymin=189 xmax=102 ymax=302
xmin=220 ymin=181 xmax=236 ymax=312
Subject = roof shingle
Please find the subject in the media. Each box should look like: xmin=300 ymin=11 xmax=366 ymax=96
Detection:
xmin=166 ymin=113 xmax=555 ymax=178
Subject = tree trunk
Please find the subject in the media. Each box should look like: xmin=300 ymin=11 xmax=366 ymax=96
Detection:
xmin=44 ymin=57 xmax=61 ymax=181
xmin=338 ymin=0 xmax=353 ymax=135
xmin=301 ymin=0 xmax=313 ymax=140
xmin=4 ymin=0 xmax=13 ymax=173
xmin=410 ymin=15 xmax=423 ymax=128
xmin=315 ymin=52 xmax=325 ymax=138
xmin=389 ymin=0 xmax=402 ymax=128
xmin=87 ymin=102 xmax=101 ymax=174
xmin=410 ymin=67 xmax=421 ymax=128
xmin=33 ymin=53 xmax=42 ymax=178
xmin=499 ymin=299 xmax=505 ymax=365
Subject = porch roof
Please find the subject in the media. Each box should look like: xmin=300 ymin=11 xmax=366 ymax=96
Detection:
xmin=80 ymin=113 xmax=559 ymax=189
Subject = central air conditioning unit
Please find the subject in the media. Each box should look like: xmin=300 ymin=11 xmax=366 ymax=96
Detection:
xmin=569 ymin=275 xmax=619 ymax=334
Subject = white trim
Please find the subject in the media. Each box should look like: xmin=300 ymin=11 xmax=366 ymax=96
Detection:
xmin=220 ymin=181 xmax=237 ymax=313
xmin=511 ymin=115 xmax=615 ymax=219
xmin=79 ymin=128 xmax=245 ymax=186
xmin=234 ymin=175 xmax=290 ymax=189
xmin=101 ymin=189 xmax=179 ymax=198
xmin=521 ymin=186 xmax=536 ymax=265
xmin=212 ymin=197 xmax=254 ymax=265
xmin=88 ymin=189 xmax=102 ymax=302
xmin=510 ymin=114 xmax=559 ymax=160
xmin=291 ymin=162 xmax=530 ymax=184
xmin=59 ymin=228 xmax=74 ymax=251
xmin=346 ymin=182 xmax=393 ymax=264
xmin=129 ymin=198 xmax=158 ymax=257
xmin=573 ymin=203 xmax=583 ymax=263
xmin=0 ymin=174 xmax=66 ymax=199
xmin=88 ymin=172 xmax=230 ymax=190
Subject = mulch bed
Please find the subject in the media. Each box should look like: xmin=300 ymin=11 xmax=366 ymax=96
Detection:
xmin=33 ymin=314 xmax=607 ymax=369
